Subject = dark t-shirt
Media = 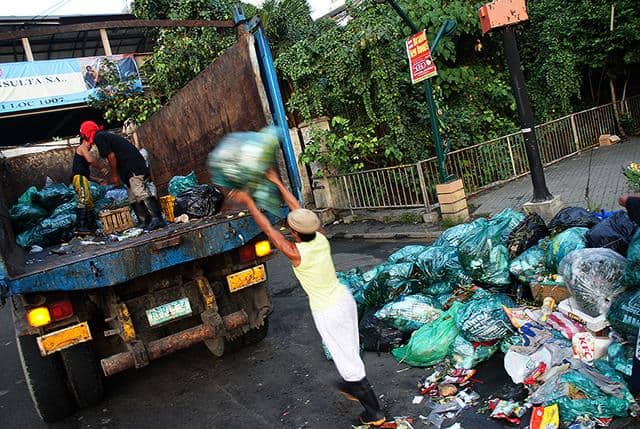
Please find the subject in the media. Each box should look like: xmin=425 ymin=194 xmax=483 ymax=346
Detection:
xmin=71 ymin=151 xmax=90 ymax=178
xmin=95 ymin=131 xmax=148 ymax=183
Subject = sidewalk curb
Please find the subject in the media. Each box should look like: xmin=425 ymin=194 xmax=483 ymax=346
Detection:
xmin=326 ymin=230 xmax=442 ymax=240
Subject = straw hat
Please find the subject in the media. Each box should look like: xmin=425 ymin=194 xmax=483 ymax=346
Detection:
xmin=287 ymin=209 xmax=321 ymax=234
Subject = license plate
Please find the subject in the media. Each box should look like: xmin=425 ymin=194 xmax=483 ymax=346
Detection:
xmin=227 ymin=264 xmax=266 ymax=292
xmin=146 ymin=297 xmax=192 ymax=327
xmin=37 ymin=322 xmax=92 ymax=356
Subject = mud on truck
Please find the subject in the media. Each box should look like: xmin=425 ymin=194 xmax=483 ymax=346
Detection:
xmin=0 ymin=17 xmax=301 ymax=422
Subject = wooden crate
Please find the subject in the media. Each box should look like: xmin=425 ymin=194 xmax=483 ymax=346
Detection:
xmin=99 ymin=207 xmax=135 ymax=234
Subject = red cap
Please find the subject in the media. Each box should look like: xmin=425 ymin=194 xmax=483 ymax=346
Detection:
xmin=79 ymin=120 xmax=103 ymax=144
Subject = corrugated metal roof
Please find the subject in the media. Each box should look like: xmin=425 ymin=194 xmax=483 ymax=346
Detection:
xmin=0 ymin=14 xmax=153 ymax=63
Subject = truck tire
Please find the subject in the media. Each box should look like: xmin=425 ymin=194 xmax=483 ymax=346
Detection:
xmin=60 ymin=342 xmax=104 ymax=408
xmin=16 ymin=334 xmax=76 ymax=422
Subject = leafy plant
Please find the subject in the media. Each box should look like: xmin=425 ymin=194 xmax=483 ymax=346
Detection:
xmin=623 ymin=162 xmax=640 ymax=192
xmin=300 ymin=117 xmax=380 ymax=174
xmin=620 ymin=113 xmax=636 ymax=136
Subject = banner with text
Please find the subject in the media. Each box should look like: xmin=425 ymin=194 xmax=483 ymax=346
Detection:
xmin=0 ymin=55 xmax=141 ymax=114
xmin=406 ymin=30 xmax=437 ymax=84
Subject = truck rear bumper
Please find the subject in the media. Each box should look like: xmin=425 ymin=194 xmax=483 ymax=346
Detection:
xmin=101 ymin=309 xmax=249 ymax=376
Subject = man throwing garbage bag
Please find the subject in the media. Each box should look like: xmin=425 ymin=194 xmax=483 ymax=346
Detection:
xmin=79 ymin=120 xmax=165 ymax=231
xmin=227 ymin=169 xmax=386 ymax=426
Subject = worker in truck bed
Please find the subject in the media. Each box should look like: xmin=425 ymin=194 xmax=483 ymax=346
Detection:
xmin=72 ymin=134 xmax=109 ymax=235
xmin=228 ymin=169 xmax=386 ymax=427
xmin=79 ymin=120 xmax=166 ymax=231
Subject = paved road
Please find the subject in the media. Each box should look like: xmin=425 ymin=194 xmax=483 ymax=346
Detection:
xmin=470 ymin=139 xmax=640 ymax=216
xmin=0 ymin=239 xmax=637 ymax=429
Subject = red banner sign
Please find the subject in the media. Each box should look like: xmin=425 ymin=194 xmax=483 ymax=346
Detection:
xmin=406 ymin=30 xmax=437 ymax=84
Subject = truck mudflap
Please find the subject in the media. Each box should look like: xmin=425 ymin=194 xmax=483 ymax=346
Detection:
xmin=101 ymin=310 xmax=248 ymax=377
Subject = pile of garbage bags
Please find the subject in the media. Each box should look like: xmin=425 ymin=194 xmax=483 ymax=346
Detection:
xmin=339 ymin=205 xmax=640 ymax=426
xmin=10 ymin=180 xmax=132 ymax=249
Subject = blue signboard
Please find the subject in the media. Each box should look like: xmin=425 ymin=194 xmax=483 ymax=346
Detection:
xmin=0 ymin=55 xmax=141 ymax=114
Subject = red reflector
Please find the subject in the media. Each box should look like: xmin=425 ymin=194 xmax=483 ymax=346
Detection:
xmin=49 ymin=300 xmax=74 ymax=321
xmin=238 ymin=244 xmax=256 ymax=262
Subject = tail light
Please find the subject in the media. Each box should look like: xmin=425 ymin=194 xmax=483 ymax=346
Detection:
xmin=238 ymin=240 xmax=272 ymax=262
xmin=26 ymin=300 xmax=74 ymax=328
xmin=49 ymin=300 xmax=74 ymax=322
xmin=254 ymin=240 xmax=271 ymax=257
xmin=27 ymin=307 xmax=51 ymax=327
xmin=239 ymin=244 xmax=256 ymax=262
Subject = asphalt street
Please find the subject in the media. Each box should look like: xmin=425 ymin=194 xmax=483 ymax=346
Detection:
xmin=0 ymin=239 xmax=638 ymax=429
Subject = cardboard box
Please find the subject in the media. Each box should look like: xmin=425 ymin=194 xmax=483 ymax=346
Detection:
xmin=599 ymin=134 xmax=621 ymax=147
xmin=530 ymin=282 xmax=571 ymax=304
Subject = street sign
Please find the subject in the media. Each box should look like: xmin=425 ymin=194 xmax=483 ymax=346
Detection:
xmin=406 ymin=30 xmax=437 ymax=84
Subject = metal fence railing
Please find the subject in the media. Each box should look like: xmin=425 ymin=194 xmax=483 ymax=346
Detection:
xmin=327 ymin=95 xmax=640 ymax=211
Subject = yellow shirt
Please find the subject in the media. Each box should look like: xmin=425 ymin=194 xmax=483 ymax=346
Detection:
xmin=292 ymin=232 xmax=347 ymax=311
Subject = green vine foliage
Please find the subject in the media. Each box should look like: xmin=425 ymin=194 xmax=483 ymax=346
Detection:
xmin=276 ymin=1 xmax=519 ymax=173
xmin=518 ymin=0 xmax=640 ymax=121
xmin=299 ymin=117 xmax=379 ymax=174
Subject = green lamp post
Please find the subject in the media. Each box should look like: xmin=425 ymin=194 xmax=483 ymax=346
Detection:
xmin=380 ymin=0 xmax=456 ymax=184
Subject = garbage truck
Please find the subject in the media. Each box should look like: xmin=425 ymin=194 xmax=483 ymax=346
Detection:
xmin=0 ymin=16 xmax=301 ymax=422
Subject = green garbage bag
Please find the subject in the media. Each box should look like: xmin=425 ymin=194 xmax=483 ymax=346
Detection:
xmin=607 ymin=289 xmax=640 ymax=339
xmin=391 ymin=301 xmax=462 ymax=367
xmin=423 ymin=282 xmax=454 ymax=296
xmin=388 ymin=245 xmax=430 ymax=263
xmin=17 ymin=186 xmax=38 ymax=204
xmin=500 ymin=335 xmax=524 ymax=353
xmin=208 ymin=126 xmax=281 ymax=215
xmin=337 ymin=268 xmax=368 ymax=314
xmin=458 ymin=220 xmax=512 ymax=286
xmin=9 ymin=203 xmax=48 ymax=231
xmin=251 ymin=180 xmax=282 ymax=215
xmin=34 ymin=183 xmax=75 ymax=210
xmin=434 ymin=221 xmax=478 ymax=248
xmin=455 ymin=293 xmax=515 ymax=342
xmin=451 ymin=335 xmax=499 ymax=369
xmin=509 ymin=245 xmax=546 ymax=284
xmin=414 ymin=245 xmax=467 ymax=292
xmin=553 ymin=360 xmax=638 ymax=422
xmin=487 ymin=208 xmax=525 ymax=245
xmin=608 ymin=342 xmax=633 ymax=376
xmin=50 ymin=199 xmax=77 ymax=218
xmin=89 ymin=181 xmax=106 ymax=201
xmin=168 ymin=171 xmax=198 ymax=196
xmin=622 ymin=229 xmax=640 ymax=287
xmin=435 ymin=293 xmax=454 ymax=308
xmin=540 ymin=227 xmax=588 ymax=271
xmin=361 ymin=263 xmax=417 ymax=310
xmin=16 ymin=212 xmax=76 ymax=248
xmin=94 ymin=197 xmax=117 ymax=213
xmin=374 ymin=294 xmax=441 ymax=332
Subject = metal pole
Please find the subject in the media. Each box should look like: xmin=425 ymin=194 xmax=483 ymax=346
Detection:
xmin=503 ymin=26 xmax=552 ymax=202
xmin=387 ymin=0 xmax=451 ymax=183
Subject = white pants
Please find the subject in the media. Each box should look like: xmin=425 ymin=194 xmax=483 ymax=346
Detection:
xmin=311 ymin=292 xmax=366 ymax=382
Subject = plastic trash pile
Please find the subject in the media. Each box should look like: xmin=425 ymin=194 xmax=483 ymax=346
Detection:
xmin=340 ymin=207 xmax=640 ymax=427
xmin=10 ymin=180 xmax=127 ymax=249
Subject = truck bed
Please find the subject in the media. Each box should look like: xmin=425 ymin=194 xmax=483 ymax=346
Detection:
xmin=6 ymin=208 xmax=281 ymax=295
xmin=22 ymin=215 xmax=233 ymax=276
